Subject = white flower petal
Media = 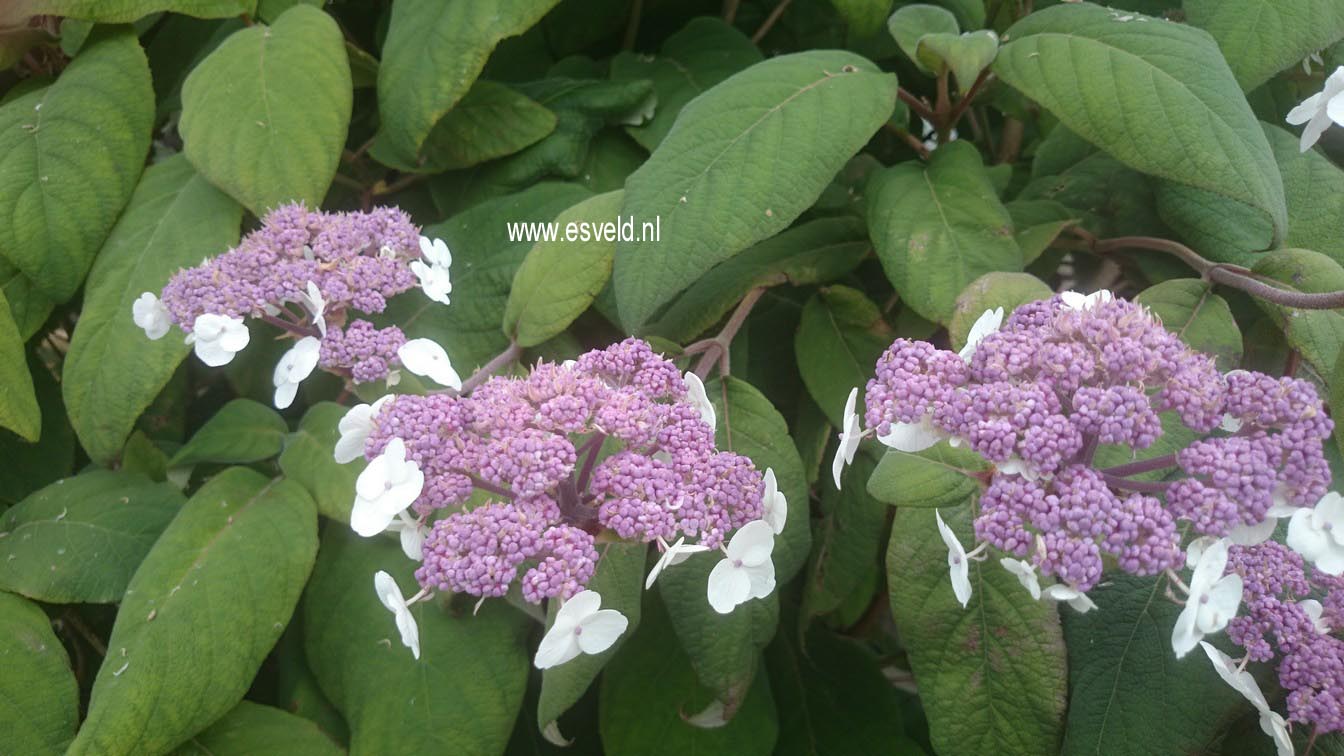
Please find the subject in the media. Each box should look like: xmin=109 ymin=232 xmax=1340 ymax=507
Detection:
xmin=707 ymin=558 xmax=752 ymax=614
xmin=682 ymin=371 xmax=716 ymax=429
xmin=273 ymin=381 xmax=300 ymax=410
xmin=555 ymin=590 xmax=604 ymax=628
xmin=534 ymin=625 xmax=581 ymax=669
xmin=877 ymin=419 xmax=944 ymax=453
xmin=743 ymin=560 xmax=776 ymax=600
xmin=1200 ymin=641 xmax=1269 ymax=711
xmin=1000 ymin=558 xmax=1041 ymax=600
xmin=350 ymin=495 xmax=398 ymax=537
xmin=761 ymin=468 xmax=787 ymax=535
xmin=397 ymin=338 xmax=462 ymax=389
xmin=575 ymin=609 xmax=628 ymax=655
xmin=725 ymin=520 xmax=775 ymax=566
xmin=1172 ymin=602 xmax=1202 ymax=659
xmin=959 ymin=307 xmax=1003 ymax=361
xmin=132 ymin=292 xmax=172 ymax=340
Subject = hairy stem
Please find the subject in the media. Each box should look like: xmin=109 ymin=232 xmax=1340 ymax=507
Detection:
xmin=752 ymin=0 xmax=792 ymax=43
xmin=1102 ymin=473 xmax=1171 ymax=494
xmin=898 ymin=87 xmax=937 ymax=123
xmin=945 ymin=70 xmax=993 ymax=131
xmin=259 ymin=312 xmax=320 ymax=338
xmin=693 ymin=286 xmax=768 ymax=380
xmin=575 ymin=433 xmax=607 ymax=493
xmin=1099 ymin=453 xmax=1178 ymax=477
xmin=459 ymin=341 xmax=523 ymax=395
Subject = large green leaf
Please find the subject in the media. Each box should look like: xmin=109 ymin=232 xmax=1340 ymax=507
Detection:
xmin=0 ymin=357 xmax=74 ymax=506
xmin=947 ymin=272 xmax=1053 ymax=351
xmin=171 ymin=701 xmax=342 ymax=756
xmin=63 ymin=155 xmax=243 ymax=465
xmin=278 ymin=401 xmax=362 ymax=523
xmin=795 ymin=285 xmax=891 ymax=428
xmin=0 ymin=592 xmax=78 ymax=756
xmin=0 ymin=289 xmax=38 ymax=441
xmin=1134 ymin=279 xmax=1242 ymax=370
xmin=168 ymin=398 xmax=288 ymax=467
xmin=1184 ymin=0 xmax=1344 ymax=91
xmin=0 ymin=257 xmax=54 ymax=339
xmin=599 ymin=595 xmax=778 ymax=756
xmin=868 ymin=143 xmax=1023 ymax=323
xmin=419 ymin=80 xmax=557 ymax=172
xmin=370 ymin=0 xmax=562 ymax=170
xmin=886 ymin=505 xmax=1067 ymax=756
xmin=504 ymin=190 xmax=623 ymax=347
xmin=303 ymin=527 xmax=529 ymax=756
xmin=866 ymin=445 xmax=989 ymax=508
xmin=0 ymin=26 xmax=152 ymax=301
xmin=993 ymin=2 xmax=1288 ymax=241
xmin=3 ymin=0 xmax=252 ymax=24
xmin=613 ymin=51 xmax=897 ymax=332
xmin=801 ymin=450 xmax=888 ymax=622
xmin=609 ymin=17 xmax=763 ymax=151
xmin=1251 ymin=248 xmax=1344 ymax=385
xmin=0 ymin=470 xmax=183 ymax=603
xmin=68 ymin=470 xmax=318 ymax=756
xmin=179 ymin=5 xmax=351 ymax=215
xmin=1060 ymin=575 xmax=1250 ymax=755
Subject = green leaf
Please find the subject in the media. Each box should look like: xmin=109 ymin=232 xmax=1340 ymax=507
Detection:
xmin=505 ymin=190 xmax=623 ymax=347
xmin=0 ymin=290 xmax=38 ymax=441
xmin=303 ymin=527 xmax=529 ymax=756
xmin=868 ymin=143 xmax=1023 ymax=323
xmin=169 ymin=398 xmax=288 ymax=467
xmin=0 ymin=358 xmax=73 ymax=506
xmin=383 ymin=183 xmax=592 ymax=370
xmin=419 ymin=80 xmax=557 ymax=172
xmin=888 ymin=4 xmax=961 ymax=74
xmin=947 ymin=272 xmax=1053 ymax=353
xmin=1335 ymin=349 xmax=1344 ymax=461
xmin=886 ymin=505 xmax=1067 ymax=756
xmin=938 ymin=0 xmax=986 ymax=29
xmin=993 ymin=2 xmax=1288 ymax=242
xmin=1250 ymin=247 xmax=1344 ymax=383
xmin=831 ymin=0 xmax=894 ymax=37
xmin=1060 ymin=575 xmax=1251 ymax=755
xmin=916 ymin=30 xmax=998 ymax=92
xmin=1006 ymin=200 xmax=1076 ymax=266
xmin=795 ymin=285 xmax=891 ymax=429
xmin=171 ymin=701 xmax=342 ymax=756
xmin=370 ymin=0 xmax=562 ymax=170
xmin=599 ymin=595 xmax=778 ymax=756
xmin=180 ymin=5 xmax=352 ymax=215
xmin=1134 ymin=279 xmax=1242 ymax=370
xmin=0 ymin=592 xmax=78 ymax=756
xmin=646 ymin=216 xmax=870 ymax=343
xmin=613 ymin=51 xmax=898 ymax=332
xmin=1184 ymin=0 xmax=1344 ymax=91
xmin=63 ymin=155 xmax=243 ymax=465
xmin=0 ymin=258 xmax=54 ymax=340
xmin=278 ymin=401 xmax=361 ymax=523
xmin=866 ymin=444 xmax=989 ymax=508
xmin=68 ymin=469 xmax=318 ymax=756
xmin=0 ymin=26 xmax=153 ymax=301
xmin=0 ymin=470 xmax=183 ymax=603
xmin=3 ymin=0 xmax=253 ymax=24
xmin=537 ymin=542 xmax=644 ymax=736
xmin=609 ymin=17 xmax=762 ymax=151
xmin=801 ymin=450 xmax=888 ymax=621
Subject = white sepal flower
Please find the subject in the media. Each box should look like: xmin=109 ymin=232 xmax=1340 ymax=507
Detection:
xmin=1219 ymin=413 xmax=1244 ymax=433
xmin=334 ymin=395 xmax=392 ymax=464
xmin=350 ymin=438 xmax=425 ymax=537
xmin=373 ymin=570 xmax=422 ymax=659
xmin=1200 ymin=642 xmax=1293 ymax=756
xmin=1041 ymin=583 xmax=1098 ymax=613
xmin=1186 ymin=535 xmax=1219 ymax=569
xmin=300 ymin=281 xmax=327 ymax=337
xmin=1172 ymin=538 xmax=1244 ymax=658
xmin=132 ymin=292 xmax=172 ymax=340
xmin=877 ymin=417 xmax=944 ymax=454
xmin=534 ymin=590 xmax=629 ymax=669
xmin=1300 ymin=598 xmax=1331 ymax=634
xmin=831 ymin=387 xmax=863 ymax=490
xmin=707 ymin=521 xmax=776 ymax=614
xmin=187 ymin=313 xmax=249 ymax=366
xmin=1259 ymin=710 xmax=1294 ymax=756
xmin=683 ymin=371 xmax=716 ymax=430
xmin=959 ymin=307 xmax=1003 ymax=362
xmin=998 ymin=456 xmax=1041 ymax=481
xmin=397 ymin=338 xmax=462 ymax=390
xmin=761 ymin=467 xmax=787 ymax=535
xmin=410 ymin=236 xmax=453 ymax=305
xmin=1229 ymin=497 xmax=1298 ymax=546
xmin=1286 ymin=491 xmax=1344 ymax=575
xmin=1060 ymin=289 xmax=1114 ymax=311
xmin=387 ymin=510 xmax=429 ymax=561
xmin=936 ymin=509 xmax=972 ymax=608
xmin=645 ymin=537 xmax=709 ymax=589
xmin=1286 ymin=65 xmax=1344 ymax=152
xmin=1000 ymin=557 xmax=1041 ymax=600
xmin=272 ymin=336 xmax=321 ymax=410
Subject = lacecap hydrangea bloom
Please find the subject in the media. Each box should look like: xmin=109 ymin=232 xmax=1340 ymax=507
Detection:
xmin=335 ymin=338 xmax=785 ymax=667
xmin=837 ymin=291 xmax=1339 ymax=752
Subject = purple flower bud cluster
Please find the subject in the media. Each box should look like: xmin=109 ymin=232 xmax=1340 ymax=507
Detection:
xmin=1227 ymin=543 xmax=1344 ymax=733
xmin=158 ymin=202 xmax=425 ymax=382
xmin=363 ymin=339 xmax=764 ymax=602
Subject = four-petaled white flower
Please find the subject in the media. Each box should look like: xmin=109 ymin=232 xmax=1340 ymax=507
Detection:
xmin=534 ymin=590 xmax=629 ymax=669
xmin=1172 ymin=538 xmax=1244 ymax=658
xmin=397 ymin=338 xmax=462 ymax=390
xmin=682 ymin=371 xmax=716 ymax=430
xmin=645 ymin=536 xmax=709 ymax=589
xmin=1287 ymin=65 xmax=1344 ymax=152
xmin=832 ymin=387 xmax=864 ymax=490
xmin=373 ymin=570 xmax=423 ymax=659
xmin=707 ymin=521 xmax=776 ymax=614
xmin=936 ymin=509 xmax=973 ymax=608
xmin=1041 ymin=583 xmax=1097 ymax=613
xmin=410 ymin=236 xmax=453 ymax=305
xmin=761 ymin=467 xmax=788 ymax=535
xmin=351 ymin=438 xmax=425 ymax=537
xmin=300 ymin=280 xmax=327 ymax=337
xmin=1060 ymin=289 xmax=1114 ymax=311
xmin=1200 ymin=642 xmax=1293 ymax=756
xmin=1300 ymin=598 xmax=1331 ymax=634
xmin=1286 ymin=491 xmax=1344 ymax=575
xmin=334 ymin=395 xmax=392 ymax=464
xmin=132 ymin=292 xmax=172 ymax=340
xmin=1000 ymin=557 xmax=1041 ymax=600
xmin=272 ymin=336 xmax=321 ymax=410
xmin=387 ymin=510 xmax=429 ymax=560
xmin=959 ymin=307 xmax=1003 ymax=362
xmin=187 ymin=313 xmax=250 ymax=367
